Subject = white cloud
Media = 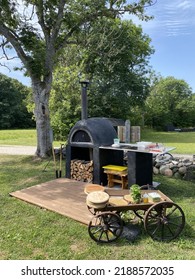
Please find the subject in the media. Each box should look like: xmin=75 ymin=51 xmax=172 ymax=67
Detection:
xmin=135 ymin=0 xmax=195 ymax=37
xmin=177 ymin=0 xmax=192 ymax=10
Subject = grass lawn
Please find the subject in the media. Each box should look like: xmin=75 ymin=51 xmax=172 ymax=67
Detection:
xmin=0 ymin=129 xmax=61 ymax=147
xmin=0 ymin=129 xmax=37 ymax=146
xmin=0 ymin=128 xmax=195 ymax=154
xmin=0 ymin=155 xmax=195 ymax=260
xmin=141 ymin=128 xmax=195 ymax=154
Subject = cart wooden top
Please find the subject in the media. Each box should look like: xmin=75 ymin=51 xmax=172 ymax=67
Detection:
xmin=88 ymin=188 xmax=173 ymax=212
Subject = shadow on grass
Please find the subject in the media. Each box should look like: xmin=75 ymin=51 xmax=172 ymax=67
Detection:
xmin=93 ymin=218 xmax=194 ymax=249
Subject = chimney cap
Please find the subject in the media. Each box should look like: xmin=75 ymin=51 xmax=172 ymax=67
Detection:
xmin=79 ymin=80 xmax=90 ymax=88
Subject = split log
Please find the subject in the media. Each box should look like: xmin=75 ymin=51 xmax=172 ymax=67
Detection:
xmin=71 ymin=159 xmax=93 ymax=182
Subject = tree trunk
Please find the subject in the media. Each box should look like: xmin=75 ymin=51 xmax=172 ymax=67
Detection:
xmin=32 ymin=79 xmax=52 ymax=158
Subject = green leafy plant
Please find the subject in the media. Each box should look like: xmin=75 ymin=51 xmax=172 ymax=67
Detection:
xmin=130 ymin=184 xmax=141 ymax=203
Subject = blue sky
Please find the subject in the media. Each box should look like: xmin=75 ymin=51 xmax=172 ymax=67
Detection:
xmin=129 ymin=0 xmax=195 ymax=92
xmin=1 ymin=0 xmax=195 ymax=92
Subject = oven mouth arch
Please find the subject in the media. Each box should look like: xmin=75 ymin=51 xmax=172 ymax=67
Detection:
xmin=68 ymin=118 xmax=118 ymax=146
xmin=70 ymin=129 xmax=93 ymax=143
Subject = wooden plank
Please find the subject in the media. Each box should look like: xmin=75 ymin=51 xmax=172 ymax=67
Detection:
xmin=9 ymin=179 xmax=172 ymax=226
xmin=9 ymin=178 xmax=93 ymax=225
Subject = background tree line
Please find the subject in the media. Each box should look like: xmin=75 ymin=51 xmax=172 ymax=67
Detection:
xmin=1 ymin=1 xmax=195 ymax=142
xmin=2 ymin=68 xmax=195 ymax=137
xmin=0 ymin=73 xmax=34 ymax=129
xmin=145 ymin=76 xmax=195 ymax=130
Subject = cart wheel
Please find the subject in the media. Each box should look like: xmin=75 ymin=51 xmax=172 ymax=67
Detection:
xmin=88 ymin=212 xmax=123 ymax=243
xmin=144 ymin=201 xmax=185 ymax=241
xmin=87 ymin=205 xmax=98 ymax=215
xmin=140 ymin=185 xmax=155 ymax=190
xmin=155 ymin=153 xmax=173 ymax=162
xmin=133 ymin=210 xmax=146 ymax=220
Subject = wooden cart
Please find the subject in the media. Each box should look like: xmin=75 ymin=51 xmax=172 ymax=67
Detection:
xmin=86 ymin=188 xmax=185 ymax=243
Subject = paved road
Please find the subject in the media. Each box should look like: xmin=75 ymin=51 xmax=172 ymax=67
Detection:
xmin=0 ymin=145 xmax=37 ymax=155
xmin=0 ymin=145 xmax=194 ymax=160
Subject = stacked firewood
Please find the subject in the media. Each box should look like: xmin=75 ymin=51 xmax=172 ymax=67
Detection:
xmin=71 ymin=159 xmax=93 ymax=182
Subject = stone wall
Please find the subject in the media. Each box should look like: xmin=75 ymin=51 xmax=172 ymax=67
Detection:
xmin=153 ymin=154 xmax=195 ymax=182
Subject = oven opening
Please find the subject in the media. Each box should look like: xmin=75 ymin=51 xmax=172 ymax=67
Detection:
xmin=70 ymin=147 xmax=93 ymax=161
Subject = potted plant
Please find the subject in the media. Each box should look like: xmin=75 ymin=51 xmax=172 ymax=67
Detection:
xmin=130 ymin=184 xmax=141 ymax=203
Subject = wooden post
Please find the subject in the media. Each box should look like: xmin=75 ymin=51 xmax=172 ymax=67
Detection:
xmin=125 ymin=120 xmax=130 ymax=143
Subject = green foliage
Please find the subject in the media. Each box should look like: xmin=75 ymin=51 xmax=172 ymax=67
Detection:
xmin=128 ymin=105 xmax=145 ymax=126
xmin=82 ymin=18 xmax=153 ymax=116
xmin=130 ymin=184 xmax=141 ymax=203
xmin=0 ymin=74 xmax=35 ymax=129
xmin=145 ymin=76 xmax=195 ymax=129
xmin=49 ymin=18 xmax=153 ymax=139
xmin=49 ymin=46 xmax=82 ymax=139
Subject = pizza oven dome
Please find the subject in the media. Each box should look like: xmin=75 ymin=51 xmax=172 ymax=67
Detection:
xmin=68 ymin=117 xmax=118 ymax=146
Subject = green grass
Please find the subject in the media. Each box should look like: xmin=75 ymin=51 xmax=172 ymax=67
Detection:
xmin=141 ymin=128 xmax=195 ymax=154
xmin=0 ymin=155 xmax=195 ymax=260
xmin=0 ymin=129 xmax=37 ymax=146
xmin=0 ymin=129 xmax=61 ymax=147
xmin=0 ymin=128 xmax=195 ymax=154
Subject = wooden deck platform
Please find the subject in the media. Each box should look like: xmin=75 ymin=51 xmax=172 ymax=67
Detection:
xmin=10 ymin=178 xmax=93 ymax=225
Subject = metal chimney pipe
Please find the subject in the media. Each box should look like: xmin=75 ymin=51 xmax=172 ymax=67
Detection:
xmin=79 ymin=80 xmax=89 ymax=120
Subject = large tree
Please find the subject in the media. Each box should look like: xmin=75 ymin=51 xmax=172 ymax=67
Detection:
xmin=85 ymin=18 xmax=153 ymax=119
xmin=49 ymin=18 xmax=153 ymax=139
xmin=0 ymin=0 xmax=155 ymax=157
xmin=145 ymin=76 xmax=195 ymax=129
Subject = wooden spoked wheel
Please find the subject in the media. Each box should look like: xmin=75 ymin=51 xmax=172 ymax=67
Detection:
xmin=87 ymin=205 xmax=98 ymax=215
xmin=144 ymin=201 xmax=185 ymax=241
xmin=155 ymin=153 xmax=173 ymax=162
xmin=133 ymin=210 xmax=146 ymax=220
xmin=88 ymin=212 xmax=123 ymax=243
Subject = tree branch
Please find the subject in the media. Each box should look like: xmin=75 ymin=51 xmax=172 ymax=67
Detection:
xmin=51 ymin=0 xmax=67 ymax=42
xmin=55 ymin=0 xmax=156 ymax=52
xmin=35 ymin=0 xmax=50 ymax=42
xmin=0 ymin=38 xmax=17 ymax=71
xmin=0 ymin=23 xmax=31 ymax=74
xmin=0 ymin=42 xmax=18 ymax=61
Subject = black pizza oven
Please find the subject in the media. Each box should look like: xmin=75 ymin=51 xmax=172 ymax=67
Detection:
xmin=66 ymin=116 xmax=153 ymax=186
xmin=66 ymin=117 xmax=125 ymax=184
xmin=65 ymin=82 xmax=153 ymax=186
xmin=68 ymin=117 xmax=117 ymax=146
